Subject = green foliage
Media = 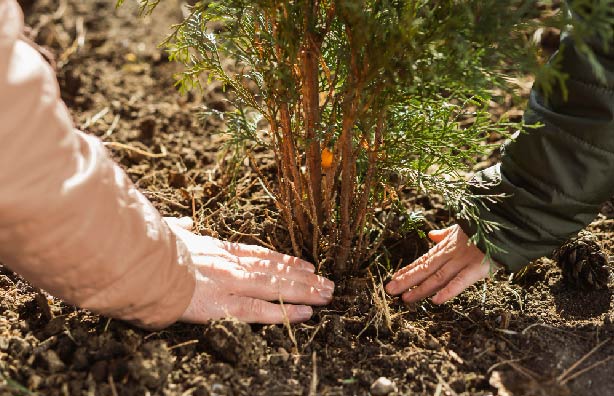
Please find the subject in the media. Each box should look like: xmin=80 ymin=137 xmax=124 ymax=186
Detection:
xmin=566 ymin=0 xmax=614 ymax=82
xmin=532 ymin=0 xmax=614 ymax=98
xmin=124 ymin=0 xmax=614 ymax=273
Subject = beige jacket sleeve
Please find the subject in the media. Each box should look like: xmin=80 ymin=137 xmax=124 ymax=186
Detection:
xmin=0 ymin=0 xmax=196 ymax=329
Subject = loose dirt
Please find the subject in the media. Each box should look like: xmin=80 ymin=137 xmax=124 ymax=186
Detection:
xmin=1 ymin=1 xmax=612 ymax=395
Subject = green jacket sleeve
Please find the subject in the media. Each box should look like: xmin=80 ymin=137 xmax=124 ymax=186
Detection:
xmin=459 ymin=23 xmax=614 ymax=272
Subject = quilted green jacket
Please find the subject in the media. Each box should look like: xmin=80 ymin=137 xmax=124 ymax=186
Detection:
xmin=459 ymin=15 xmax=614 ymax=272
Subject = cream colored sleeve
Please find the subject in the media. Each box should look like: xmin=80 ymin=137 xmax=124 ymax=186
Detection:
xmin=0 ymin=0 xmax=196 ymax=329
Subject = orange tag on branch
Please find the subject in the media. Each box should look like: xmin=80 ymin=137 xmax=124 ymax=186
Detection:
xmin=321 ymin=148 xmax=334 ymax=169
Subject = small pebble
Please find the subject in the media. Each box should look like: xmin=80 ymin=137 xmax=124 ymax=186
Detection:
xmin=210 ymin=383 xmax=230 ymax=396
xmin=27 ymin=374 xmax=43 ymax=390
xmin=370 ymin=377 xmax=397 ymax=396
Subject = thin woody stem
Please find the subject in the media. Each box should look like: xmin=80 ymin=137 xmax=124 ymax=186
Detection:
xmin=268 ymin=116 xmax=302 ymax=257
xmin=335 ymin=97 xmax=358 ymax=274
xmin=301 ymin=7 xmax=324 ymax=228
xmin=279 ymin=105 xmax=311 ymax=244
xmin=354 ymin=110 xmax=385 ymax=261
xmin=334 ymin=22 xmax=363 ymax=275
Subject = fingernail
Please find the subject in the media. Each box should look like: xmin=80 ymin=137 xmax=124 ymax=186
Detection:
xmin=318 ymin=288 xmax=333 ymax=300
xmin=302 ymin=263 xmax=316 ymax=273
xmin=321 ymin=278 xmax=335 ymax=290
xmin=386 ymin=281 xmax=398 ymax=293
xmin=296 ymin=306 xmax=313 ymax=320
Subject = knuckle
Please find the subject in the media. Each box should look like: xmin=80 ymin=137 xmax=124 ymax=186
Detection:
xmin=260 ymin=272 xmax=280 ymax=293
xmin=249 ymin=244 xmax=269 ymax=256
xmin=247 ymin=298 xmax=265 ymax=317
xmin=237 ymin=269 xmax=254 ymax=283
xmin=416 ymin=260 xmax=430 ymax=273
xmin=448 ymin=275 xmax=466 ymax=291
xmin=432 ymin=268 xmax=448 ymax=283
xmin=259 ymin=259 xmax=274 ymax=270
xmin=224 ymin=241 xmax=240 ymax=253
xmin=231 ymin=271 xmax=259 ymax=292
xmin=258 ymin=246 xmax=272 ymax=255
xmin=272 ymin=276 xmax=283 ymax=295
xmin=409 ymin=255 xmax=428 ymax=270
xmin=440 ymin=243 xmax=455 ymax=257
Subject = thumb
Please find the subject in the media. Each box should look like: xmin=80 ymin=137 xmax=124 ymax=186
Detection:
xmin=163 ymin=216 xmax=194 ymax=231
xmin=427 ymin=228 xmax=452 ymax=243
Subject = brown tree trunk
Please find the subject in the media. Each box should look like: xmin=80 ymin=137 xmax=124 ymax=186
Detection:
xmin=279 ymin=104 xmax=311 ymax=243
xmin=335 ymin=98 xmax=358 ymax=276
xmin=301 ymin=18 xmax=324 ymax=230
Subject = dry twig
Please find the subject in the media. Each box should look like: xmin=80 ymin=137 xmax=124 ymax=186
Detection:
xmin=308 ymin=352 xmax=318 ymax=396
xmin=103 ymin=114 xmax=121 ymax=138
xmin=108 ymin=374 xmax=118 ymax=396
xmin=57 ymin=16 xmax=86 ymax=69
xmin=278 ymin=297 xmax=299 ymax=355
xmin=103 ymin=141 xmax=167 ymax=158
xmin=142 ymin=191 xmax=190 ymax=210
xmin=557 ymin=338 xmax=611 ymax=383
xmin=168 ymin=339 xmax=199 ymax=350
xmin=82 ymin=107 xmax=109 ymax=130
xmin=560 ymin=355 xmax=614 ymax=384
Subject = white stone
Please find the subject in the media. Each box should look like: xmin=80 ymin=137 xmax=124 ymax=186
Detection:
xmin=370 ymin=377 xmax=397 ymax=396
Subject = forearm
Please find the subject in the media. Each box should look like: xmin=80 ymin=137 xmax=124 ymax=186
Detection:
xmin=0 ymin=0 xmax=195 ymax=329
xmin=460 ymin=19 xmax=614 ymax=272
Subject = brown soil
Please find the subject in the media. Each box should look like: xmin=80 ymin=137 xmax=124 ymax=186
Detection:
xmin=1 ymin=1 xmax=613 ymax=395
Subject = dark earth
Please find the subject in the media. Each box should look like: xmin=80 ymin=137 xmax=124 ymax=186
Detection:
xmin=1 ymin=1 xmax=613 ymax=395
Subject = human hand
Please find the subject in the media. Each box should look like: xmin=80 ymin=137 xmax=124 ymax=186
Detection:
xmin=385 ymin=225 xmax=501 ymax=304
xmin=164 ymin=217 xmax=334 ymax=324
